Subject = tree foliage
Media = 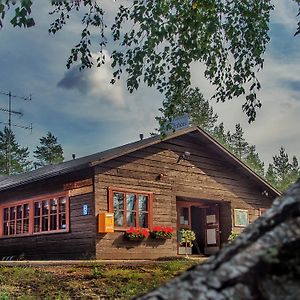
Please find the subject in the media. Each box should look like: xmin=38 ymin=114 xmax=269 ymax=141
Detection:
xmin=157 ymin=87 xmax=218 ymax=133
xmin=266 ymin=147 xmax=300 ymax=191
xmin=33 ymin=132 xmax=64 ymax=167
xmin=0 ymin=127 xmax=31 ymax=175
xmin=1 ymin=0 xmax=299 ymax=124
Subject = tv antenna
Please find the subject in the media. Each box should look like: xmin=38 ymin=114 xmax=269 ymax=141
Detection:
xmin=0 ymin=90 xmax=32 ymax=175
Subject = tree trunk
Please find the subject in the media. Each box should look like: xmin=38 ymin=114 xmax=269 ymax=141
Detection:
xmin=137 ymin=180 xmax=300 ymax=300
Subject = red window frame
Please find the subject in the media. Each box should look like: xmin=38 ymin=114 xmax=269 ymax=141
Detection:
xmin=108 ymin=187 xmax=153 ymax=230
xmin=0 ymin=192 xmax=69 ymax=238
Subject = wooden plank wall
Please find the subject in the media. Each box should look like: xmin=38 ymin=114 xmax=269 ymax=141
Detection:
xmin=0 ymin=172 xmax=96 ymax=260
xmin=95 ymin=134 xmax=275 ymax=259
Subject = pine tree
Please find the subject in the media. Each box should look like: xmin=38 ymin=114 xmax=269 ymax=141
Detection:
xmin=182 ymin=88 xmax=218 ymax=133
xmin=0 ymin=127 xmax=31 ymax=175
xmin=290 ymin=156 xmax=300 ymax=184
xmin=244 ymin=145 xmax=265 ymax=177
xmin=229 ymin=124 xmax=249 ymax=159
xmin=34 ymin=132 xmax=64 ymax=167
xmin=273 ymin=147 xmax=291 ymax=185
xmin=265 ymin=164 xmax=277 ymax=186
xmin=159 ymin=87 xmax=218 ymax=133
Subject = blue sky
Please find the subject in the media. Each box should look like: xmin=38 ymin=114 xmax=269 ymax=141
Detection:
xmin=0 ymin=0 xmax=299 ymax=166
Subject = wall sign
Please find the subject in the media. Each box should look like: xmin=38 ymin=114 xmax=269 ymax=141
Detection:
xmin=234 ymin=209 xmax=249 ymax=227
xmin=82 ymin=204 xmax=90 ymax=216
xmin=64 ymin=178 xmax=93 ymax=191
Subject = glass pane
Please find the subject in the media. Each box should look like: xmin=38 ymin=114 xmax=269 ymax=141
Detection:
xmin=10 ymin=207 xmax=16 ymax=220
xmin=34 ymin=217 xmax=40 ymax=232
xmin=23 ymin=219 xmax=29 ymax=233
xmin=23 ymin=204 xmax=29 ymax=218
xmin=139 ymin=195 xmax=148 ymax=212
xmin=179 ymin=207 xmax=189 ymax=225
xmin=42 ymin=201 xmax=49 ymax=215
xmin=59 ymin=214 xmax=67 ymax=230
xmin=34 ymin=202 xmax=41 ymax=217
xmin=3 ymin=208 xmax=8 ymax=221
xmin=126 ymin=194 xmax=136 ymax=211
xmin=16 ymin=220 xmax=22 ymax=234
xmin=139 ymin=212 xmax=148 ymax=228
xmin=113 ymin=192 xmax=124 ymax=210
xmin=17 ymin=205 xmax=22 ymax=219
xmin=42 ymin=216 xmax=48 ymax=231
xmin=10 ymin=221 xmax=15 ymax=235
xmin=126 ymin=211 xmax=136 ymax=227
xmin=50 ymin=199 xmax=58 ymax=214
xmin=59 ymin=197 xmax=66 ymax=213
xmin=3 ymin=222 xmax=9 ymax=235
xmin=50 ymin=214 xmax=57 ymax=230
xmin=114 ymin=211 xmax=124 ymax=227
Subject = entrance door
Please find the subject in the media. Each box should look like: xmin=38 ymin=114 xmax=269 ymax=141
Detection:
xmin=204 ymin=204 xmax=220 ymax=255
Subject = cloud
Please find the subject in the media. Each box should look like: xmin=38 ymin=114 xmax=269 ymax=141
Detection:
xmin=57 ymin=50 xmax=125 ymax=108
xmin=271 ymin=0 xmax=299 ymax=33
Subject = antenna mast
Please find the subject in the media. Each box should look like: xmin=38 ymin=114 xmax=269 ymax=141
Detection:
xmin=0 ymin=90 xmax=32 ymax=175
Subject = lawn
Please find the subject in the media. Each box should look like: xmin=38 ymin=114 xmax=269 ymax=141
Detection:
xmin=0 ymin=259 xmax=201 ymax=299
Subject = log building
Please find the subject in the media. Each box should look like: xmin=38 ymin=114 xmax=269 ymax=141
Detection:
xmin=0 ymin=126 xmax=280 ymax=260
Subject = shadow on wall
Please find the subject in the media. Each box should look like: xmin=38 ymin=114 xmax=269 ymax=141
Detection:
xmin=97 ymin=232 xmax=170 ymax=250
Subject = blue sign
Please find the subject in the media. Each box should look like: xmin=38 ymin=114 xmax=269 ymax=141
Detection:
xmin=165 ymin=114 xmax=190 ymax=132
xmin=82 ymin=204 xmax=89 ymax=216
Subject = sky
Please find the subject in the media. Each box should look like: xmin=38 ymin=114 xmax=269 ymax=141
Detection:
xmin=0 ymin=0 xmax=299 ymax=167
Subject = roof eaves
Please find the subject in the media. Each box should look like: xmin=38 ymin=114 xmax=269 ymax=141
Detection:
xmin=193 ymin=126 xmax=281 ymax=197
xmin=90 ymin=126 xmax=198 ymax=167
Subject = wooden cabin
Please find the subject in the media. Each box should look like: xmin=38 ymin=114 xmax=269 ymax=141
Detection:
xmin=0 ymin=126 xmax=280 ymax=260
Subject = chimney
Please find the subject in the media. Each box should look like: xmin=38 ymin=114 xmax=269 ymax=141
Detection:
xmin=72 ymin=154 xmax=76 ymax=160
xmin=139 ymin=133 xmax=144 ymax=140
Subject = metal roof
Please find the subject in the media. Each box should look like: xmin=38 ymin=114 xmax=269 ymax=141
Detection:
xmin=0 ymin=126 xmax=281 ymax=196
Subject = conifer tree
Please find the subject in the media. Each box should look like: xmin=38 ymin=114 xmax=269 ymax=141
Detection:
xmin=229 ymin=124 xmax=249 ymax=159
xmin=291 ymin=156 xmax=300 ymax=183
xmin=158 ymin=87 xmax=218 ymax=133
xmin=265 ymin=164 xmax=277 ymax=187
xmin=0 ymin=127 xmax=31 ymax=175
xmin=34 ymin=132 xmax=64 ymax=167
xmin=244 ymin=145 xmax=265 ymax=177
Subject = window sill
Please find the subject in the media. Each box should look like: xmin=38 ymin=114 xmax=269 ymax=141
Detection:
xmin=0 ymin=229 xmax=70 ymax=240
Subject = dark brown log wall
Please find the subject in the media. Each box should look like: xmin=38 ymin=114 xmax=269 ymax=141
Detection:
xmin=0 ymin=172 xmax=96 ymax=260
xmin=95 ymin=134 xmax=275 ymax=259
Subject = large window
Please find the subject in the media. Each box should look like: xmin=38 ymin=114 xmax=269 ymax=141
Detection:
xmin=108 ymin=188 xmax=153 ymax=229
xmin=1 ymin=193 xmax=69 ymax=237
xmin=33 ymin=196 xmax=68 ymax=233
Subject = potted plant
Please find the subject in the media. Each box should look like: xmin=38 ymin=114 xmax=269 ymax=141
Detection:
xmin=150 ymin=226 xmax=174 ymax=239
xmin=124 ymin=227 xmax=149 ymax=241
xmin=228 ymin=231 xmax=239 ymax=243
xmin=179 ymin=229 xmax=196 ymax=257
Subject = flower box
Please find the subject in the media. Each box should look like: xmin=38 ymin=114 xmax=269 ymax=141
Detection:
xmin=150 ymin=226 xmax=174 ymax=239
xmin=124 ymin=227 xmax=149 ymax=241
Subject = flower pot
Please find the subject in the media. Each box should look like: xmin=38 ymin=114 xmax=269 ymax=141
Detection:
xmin=125 ymin=235 xmax=145 ymax=241
xmin=178 ymin=246 xmax=192 ymax=255
xmin=150 ymin=233 xmax=172 ymax=239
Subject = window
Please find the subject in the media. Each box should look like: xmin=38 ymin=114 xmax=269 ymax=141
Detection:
xmin=33 ymin=196 xmax=68 ymax=233
xmin=2 ymin=203 xmax=30 ymax=236
xmin=1 ymin=193 xmax=69 ymax=237
xmin=108 ymin=187 xmax=153 ymax=229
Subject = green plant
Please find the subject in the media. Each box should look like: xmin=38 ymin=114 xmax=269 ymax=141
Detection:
xmin=91 ymin=266 xmax=104 ymax=278
xmin=0 ymin=291 xmax=10 ymax=300
xmin=179 ymin=229 xmax=196 ymax=247
xmin=124 ymin=227 xmax=149 ymax=240
xmin=179 ymin=229 xmax=196 ymax=257
xmin=228 ymin=231 xmax=239 ymax=243
xmin=150 ymin=226 xmax=174 ymax=239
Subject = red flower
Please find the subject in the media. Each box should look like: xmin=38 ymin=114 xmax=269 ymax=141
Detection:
xmin=125 ymin=227 xmax=149 ymax=239
xmin=150 ymin=226 xmax=174 ymax=238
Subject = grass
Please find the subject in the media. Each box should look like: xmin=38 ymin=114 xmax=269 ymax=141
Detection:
xmin=0 ymin=259 xmax=202 ymax=299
